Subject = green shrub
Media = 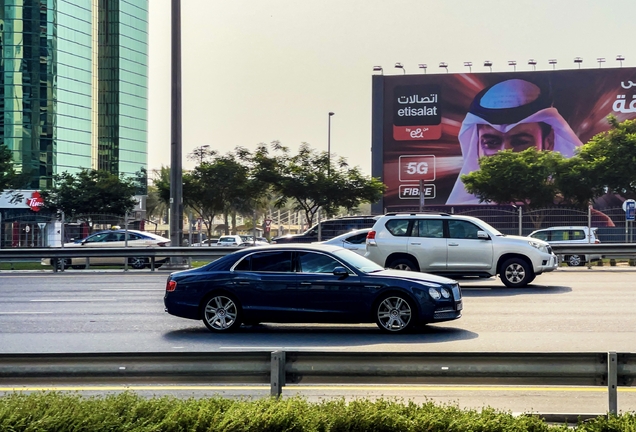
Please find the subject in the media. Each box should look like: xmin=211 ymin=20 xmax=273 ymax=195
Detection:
xmin=2 ymin=392 xmax=636 ymax=431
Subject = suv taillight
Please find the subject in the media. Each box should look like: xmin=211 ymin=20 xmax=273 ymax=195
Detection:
xmin=366 ymin=230 xmax=377 ymax=246
xmin=166 ymin=280 xmax=177 ymax=292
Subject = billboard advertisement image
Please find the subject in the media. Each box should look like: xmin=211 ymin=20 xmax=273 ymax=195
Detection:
xmin=371 ymin=68 xmax=636 ymax=210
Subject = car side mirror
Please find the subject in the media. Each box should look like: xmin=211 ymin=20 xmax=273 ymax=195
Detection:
xmin=332 ymin=266 xmax=349 ymax=277
xmin=477 ymin=230 xmax=490 ymax=240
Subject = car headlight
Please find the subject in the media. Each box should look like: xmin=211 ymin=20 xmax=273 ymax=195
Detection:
xmin=428 ymin=287 xmax=441 ymax=300
xmin=528 ymin=241 xmax=548 ymax=254
xmin=440 ymin=287 xmax=451 ymax=299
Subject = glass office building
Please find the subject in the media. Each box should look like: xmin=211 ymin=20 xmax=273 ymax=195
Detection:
xmin=1 ymin=0 xmax=148 ymax=189
xmin=0 ymin=0 xmax=148 ymax=248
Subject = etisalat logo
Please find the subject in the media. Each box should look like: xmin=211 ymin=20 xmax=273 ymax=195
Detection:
xmin=612 ymin=80 xmax=636 ymax=114
xmin=26 ymin=191 xmax=44 ymax=212
xmin=392 ymin=85 xmax=442 ymax=141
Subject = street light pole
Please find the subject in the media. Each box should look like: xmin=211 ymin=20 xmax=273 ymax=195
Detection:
xmin=327 ymin=112 xmax=334 ymax=176
xmin=169 ymin=0 xmax=183 ymax=249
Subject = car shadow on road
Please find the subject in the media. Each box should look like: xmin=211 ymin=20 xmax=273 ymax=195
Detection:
xmin=459 ymin=283 xmax=572 ymax=297
xmin=162 ymin=323 xmax=478 ymax=347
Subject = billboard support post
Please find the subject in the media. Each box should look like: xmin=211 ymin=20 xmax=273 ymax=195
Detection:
xmin=419 ymin=179 xmax=425 ymax=212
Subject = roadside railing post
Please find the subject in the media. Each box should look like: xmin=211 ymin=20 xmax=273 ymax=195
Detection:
xmin=608 ymin=352 xmax=618 ymax=414
xmin=270 ymin=350 xmax=285 ymax=397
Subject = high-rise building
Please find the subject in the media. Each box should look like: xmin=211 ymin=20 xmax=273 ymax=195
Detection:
xmin=0 ymin=0 xmax=148 ymax=247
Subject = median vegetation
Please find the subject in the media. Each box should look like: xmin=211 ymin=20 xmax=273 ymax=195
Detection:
xmin=1 ymin=392 xmax=635 ymax=431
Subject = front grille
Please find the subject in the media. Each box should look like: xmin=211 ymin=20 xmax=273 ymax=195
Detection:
xmin=434 ymin=311 xmax=460 ymax=320
xmin=451 ymin=284 xmax=461 ymax=300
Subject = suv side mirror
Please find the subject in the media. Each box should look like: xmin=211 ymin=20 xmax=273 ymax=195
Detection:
xmin=477 ymin=231 xmax=490 ymax=240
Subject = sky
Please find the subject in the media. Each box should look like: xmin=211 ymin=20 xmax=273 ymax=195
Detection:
xmin=147 ymin=0 xmax=636 ymax=177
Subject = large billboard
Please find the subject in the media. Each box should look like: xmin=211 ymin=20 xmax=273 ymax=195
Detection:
xmin=371 ymin=68 xmax=636 ymax=211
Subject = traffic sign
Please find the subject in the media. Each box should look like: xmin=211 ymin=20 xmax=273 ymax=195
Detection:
xmin=626 ymin=200 xmax=636 ymax=221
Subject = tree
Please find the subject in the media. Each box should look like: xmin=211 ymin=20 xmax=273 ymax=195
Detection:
xmin=461 ymin=148 xmax=566 ymax=209
xmin=252 ymin=141 xmax=385 ymax=226
xmin=40 ymin=169 xmax=138 ymax=218
xmin=0 ymin=143 xmax=16 ymax=193
xmin=575 ymin=116 xmax=636 ymax=199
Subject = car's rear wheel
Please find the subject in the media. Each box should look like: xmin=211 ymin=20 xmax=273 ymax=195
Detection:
xmin=500 ymin=258 xmax=534 ymax=288
xmin=387 ymin=258 xmax=419 ymax=272
xmin=375 ymin=293 xmax=416 ymax=333
xmin=54 ymin=258 xmax=71 ymax=270
xmin=565 ymin=255 xmax=585 ymax=267
xmin=202 ymin=294 xmax=242 ymax=332
xmin=128 ymin=257 xmax=148 ymax=269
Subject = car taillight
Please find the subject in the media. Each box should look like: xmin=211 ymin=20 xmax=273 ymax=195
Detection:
xmin=367 ymin=231 xmax=376 ymax=240
xmin=595 ymin=239 xmax=601 ymax=244
xmin=157 ymin=242 xmax=169 ymax=247
xmin=166 ymin=280 xmax=177 ymax=292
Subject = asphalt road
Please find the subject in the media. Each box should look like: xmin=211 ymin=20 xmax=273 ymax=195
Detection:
xmin=1 ymin=267 xmax=635 ymax=414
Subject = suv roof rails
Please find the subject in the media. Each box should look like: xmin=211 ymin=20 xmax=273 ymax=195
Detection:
xmin=384 ymin=212 xmax=451 ymax=217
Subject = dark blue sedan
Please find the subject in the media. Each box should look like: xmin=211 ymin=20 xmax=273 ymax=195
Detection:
xmin=164 ymin=244 xmax=462 ymax=333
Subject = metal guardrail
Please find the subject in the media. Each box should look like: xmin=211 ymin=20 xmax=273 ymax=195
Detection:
xmin=0 ymin=247 xmax=239 ymax=271
xmin=0 ymin=351 xmax=634 ymax=414
xmin=2 ymin=244 xmax=636 ymax=272
xmin=550 ymin=244 xmax=636 ymax=256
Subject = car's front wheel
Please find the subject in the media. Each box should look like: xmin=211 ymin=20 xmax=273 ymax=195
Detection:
xmin=565 ymin=255 xmax=585 ymax=267
xmin=375 ymin=293 xmax=416 ymax=333
xmin=500 ymin=258 xmax=534 ymax=288
xmin=387 ymin=258 xmax=419 ymax=272
xmin=202 ymin=294 xmax=242 ymax=332
xmin=128 ymin=257 xmax=148 ymax=269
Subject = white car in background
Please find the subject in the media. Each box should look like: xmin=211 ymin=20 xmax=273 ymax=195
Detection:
xmin=528 ymin=226 xmax=601 ymax=267
xmin=42 ymin=229 xmax=171 ymax=270
xmin=314 ymin=228 xmax=371 ymax=256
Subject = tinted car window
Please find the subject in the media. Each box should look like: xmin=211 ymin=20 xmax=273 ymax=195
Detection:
xmin=414 ymin=220 xmax=444 ymax=238
xmin=550 ymin=230 xmax=567 ymax=241
xmin=448 ymin=220 xmax=480 ymax=239
xmin=385 ymin=219 xmax=410 ymax=237
xmin=530 ymin=231 xmax=549 ymax=241
xmin=571 ymin=230 xmax=586 ymax=240
xmin=84 ymin=232 xmax=111 ymax=243
xmin=345 ymin=232 xmax=368 ymax=244
xmin=298 ymin=252 xmax=342 ymax=273
xmin=250 ymin=251 xmax=293 ymax=272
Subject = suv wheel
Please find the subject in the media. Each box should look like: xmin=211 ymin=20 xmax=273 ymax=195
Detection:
xmin=565 ymin=255 xmax=584 ymax=267
xmin=500 ymin=258 xmax=534 ymax=288
xmin=387 ymin=258 xmax=419 ymax=272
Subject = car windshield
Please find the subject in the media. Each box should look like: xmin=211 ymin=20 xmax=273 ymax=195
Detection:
xmin=332 ymin=249 xmax=384 ymax=273
xmin=475 ymin=219 xmax=504 ymax=236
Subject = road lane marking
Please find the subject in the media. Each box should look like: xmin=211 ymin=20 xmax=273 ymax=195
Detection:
xmin=219 ymin=345 xmax=347 ymax=351
xmin=100 ymin=289 xmax=164 ymax=291
xmin=0 ymin=312 xmax=53 ymax=315
xmin=30 ymin=299 xmax=116 ymax=302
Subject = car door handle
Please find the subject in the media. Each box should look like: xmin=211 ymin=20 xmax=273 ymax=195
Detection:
xmin=448 ymin=242 xmax=459 ymax=246
xmin=410 ymin=242 xmax=421 ymax=245
xmin=300 ymin=282 xmax=311 ymax=286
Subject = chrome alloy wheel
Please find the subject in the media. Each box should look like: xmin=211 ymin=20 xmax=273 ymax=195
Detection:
xmin=203 ymin=295 xmax=239 ymax=331
xmin=505 ymin=262 xmax=526 ymax=284
xmin=376 ymin=295 xmax=413 ymax=332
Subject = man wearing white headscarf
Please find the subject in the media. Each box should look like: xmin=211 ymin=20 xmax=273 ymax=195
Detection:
xmin=446 ymin=78 xmax=583 ymax=205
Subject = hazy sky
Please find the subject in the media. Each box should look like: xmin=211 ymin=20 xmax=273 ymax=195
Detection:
xmin=147 ymin=0 xmax=636 ymax=176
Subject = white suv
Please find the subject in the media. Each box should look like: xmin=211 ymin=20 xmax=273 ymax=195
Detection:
xmin=528 ymin=226 xmax=601 ymax=267
xmin=365 ymin=213 xmax=558 ymax=288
